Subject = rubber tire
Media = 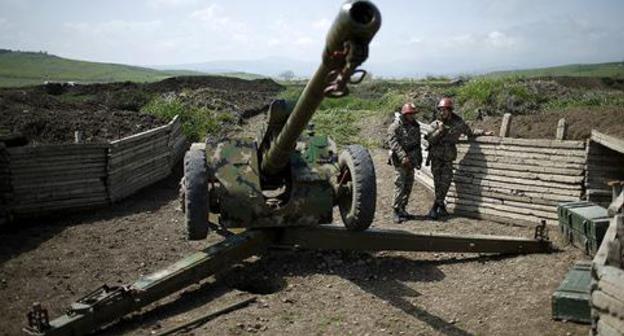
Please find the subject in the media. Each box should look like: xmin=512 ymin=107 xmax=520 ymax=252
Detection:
xmin=183 ymin=144 xmax=210 ymax=240
xmin=337 ymin=144 xmax=376 ymax=231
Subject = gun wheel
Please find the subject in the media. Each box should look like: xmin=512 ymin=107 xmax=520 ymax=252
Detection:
xmin=182 ymin=143 xmax=210 ymax=240
xmin=337 ymin=144 xmax=376 ymax=231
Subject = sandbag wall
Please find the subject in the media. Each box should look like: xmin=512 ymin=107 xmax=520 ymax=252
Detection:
xmin=415 ymin=122 xmax=586 ymax=226
xmin=1 ymin=116 xmax=187 ymax=221
xmin=591 ymin=214 xmax=624 ymax=336
xmin=586 ymin=130 xmax=624 ymax=208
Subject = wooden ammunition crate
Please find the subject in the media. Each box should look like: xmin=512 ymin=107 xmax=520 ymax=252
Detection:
xmin=558 ymin=201 xmax=610 ymax=256
xmin=552 ymin=261 xmax=592 ymax=324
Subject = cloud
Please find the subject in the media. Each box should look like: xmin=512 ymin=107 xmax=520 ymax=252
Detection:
xmin=147 ymin=0 xmax=198 ymax=9
xmin=63 ymin=20 xmax=161 ymax=36
xmin=190 ymin=4 xmax=247 ymax=33
xmin=311 ymin=18 xmax=330 ymax=31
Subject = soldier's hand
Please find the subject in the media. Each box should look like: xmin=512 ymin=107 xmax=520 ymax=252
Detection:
xmin=401 ymin=157 xmax=412 ymax=168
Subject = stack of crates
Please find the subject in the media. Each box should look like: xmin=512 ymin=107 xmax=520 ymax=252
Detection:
xmin=557 ymin=201 xmax=610 ymax=256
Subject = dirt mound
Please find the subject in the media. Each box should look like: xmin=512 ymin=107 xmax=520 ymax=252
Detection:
xmin=0 ymin=76 xmax=284 ymax=144
xmin=468 ymin=106 xmax=624 ymax=140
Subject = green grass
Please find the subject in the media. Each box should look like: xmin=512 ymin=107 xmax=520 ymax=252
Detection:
xmin=484 ymin=61 xmax=624 ymax=79
xmin=544 ymin=91 xmax=624 ymax=110
xmin=278 ymin=84 xmax=406 ymax=147
xmin=0 ymin=50 xmax=208 ymax=87
xmin=141 ymin=96 xmax=235 ymax=141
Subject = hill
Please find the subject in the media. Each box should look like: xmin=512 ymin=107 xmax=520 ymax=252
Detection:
xmin=484 ymin=61 xmax=624 ymax=79
xmin=0 ymin=49 xmax=214 ymax=87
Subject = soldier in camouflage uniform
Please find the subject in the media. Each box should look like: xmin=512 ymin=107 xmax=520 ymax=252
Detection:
xmin=387 ymin=103 xmax=422 ymax=223
xmin=425 ymin=97 xmax=492 ymax=219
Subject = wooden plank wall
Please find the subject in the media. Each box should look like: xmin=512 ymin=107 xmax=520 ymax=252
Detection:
xmin=591 ymin=215 xmax=624 ymax=336
xmin=414 ymin=121 xmax=586 ymax=226
xmin=0 ymin=143 xmax=11 ymax=226
xmin=7 ymin=144 xmax=110 ymax=216
xmin=108 ymin=116 xmax=186 ymax=202
xmin=3 ymin=116 xmax=187 ymax=220
xmin=586 ymin=131 xmax=624 ymax=208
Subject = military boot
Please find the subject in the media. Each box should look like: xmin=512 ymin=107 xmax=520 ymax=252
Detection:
xmin=436 ymin=202 xmax=449 ymax=217
xmin=398 ymin=208 xmax=416 ymax=220
xmin=427 ymin=203 xmax=439 ymax=220
xmin=393 ymin=210 xmax=405 ymax=224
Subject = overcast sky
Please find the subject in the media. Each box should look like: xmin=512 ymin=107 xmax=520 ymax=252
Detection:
xmin=1 ymin=0 xmax=623 ymax=76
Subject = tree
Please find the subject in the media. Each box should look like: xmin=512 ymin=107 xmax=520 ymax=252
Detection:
xmin=278 ymin=70 xmax=295 ymax=81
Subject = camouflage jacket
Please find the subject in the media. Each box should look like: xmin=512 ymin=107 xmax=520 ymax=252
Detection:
xmin=426 ymin=112 xmax=478 ymax=161
xmin=387 ymin=113 xmax=422 ymax=166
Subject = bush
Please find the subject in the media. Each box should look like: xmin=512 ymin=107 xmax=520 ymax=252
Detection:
xmin=141 ymin=96 xmax=235 ymax=141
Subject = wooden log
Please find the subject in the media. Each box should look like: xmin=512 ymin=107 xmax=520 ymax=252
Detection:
xmin=447 ymin=188 xmax=559 ymax=207
xmin=459 ymin=136 xmax=585 ymax=149
xmin=12 ymin=198 xmax=108 ymax=214
xmin=556 ymin=118 xmax=567 ymax=140
xmin=596 ymin=315 xmax=624 ymax=336
xmin=446 ymin=192 xmax=556 ymax=212
xmin=456 ymin=147 xmax=586 ymax=164
xmin=10 ymin=163 xmax=107 ymax=176
xmin=453 ymin=175 xmax=583 ymax=196
xmin=447 ymin=203 xmax=558 ymax=226
xmin=108 ymin=148 xmax=170 ymax=169
xmin=109 ymin=170 xmax=170 ymax=201
xmin=110 ymin=123 xmax=171 ymax=148
xmin=457 ymin=154 xmax=585 ymax=170
xmin=592 ymin=130 xmax=624 ymax=155
xmin=14 ymin=190 xmax=107 ymax=203
xmin=12 ymin=177 xmax=105 ymax=191
xmin=109 ymin=134 xmax=170 ymax=158
xmin=7 ymin=143 xmax=109 ymax=155
xmin=108 ymin=165 xmax=170 ymax=187
xmin=108 ymin=152 xmax=171 ymax=176
xmin=454 ymin=165 xmax=584 ymax=185
xmin=455 ymin=160 xmax=584 ymax=179
xmin=593 ymin=290 xmax=624 ymax=324
xmin=499 ymin=113 xmax=512 ymax=137
xmin=446 ymin=197 xmax=558 ymax=220
xmin=454 ymin=170 xmax=583 ymax=190
xmin=456 ymin=142 xmax=587 ymax=158
xmin=451 ymin=182 xmax=580 ymax=203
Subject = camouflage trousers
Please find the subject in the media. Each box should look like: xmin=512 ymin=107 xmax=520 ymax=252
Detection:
xmin=431 ymin=158 xmax=453 ymax=204
xmin=393 ymin=165 xmax=414 ymax=211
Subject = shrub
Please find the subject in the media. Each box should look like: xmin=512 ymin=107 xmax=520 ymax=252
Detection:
xmin=141 ymin=96 xmax=234 ymax=141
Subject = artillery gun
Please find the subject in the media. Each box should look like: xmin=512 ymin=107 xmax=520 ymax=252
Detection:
xmin=180 ymin=0 xmax=382 ymax=238
xmin=24 ymin=2 xmax=552 ymax=335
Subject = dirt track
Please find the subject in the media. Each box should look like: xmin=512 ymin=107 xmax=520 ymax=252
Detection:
xmin=0 ymin=144 xmax=590 ymax=336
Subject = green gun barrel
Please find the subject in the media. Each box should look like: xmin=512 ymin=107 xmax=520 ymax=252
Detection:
xmin=260 ymin=0 xmax=381 ymax=175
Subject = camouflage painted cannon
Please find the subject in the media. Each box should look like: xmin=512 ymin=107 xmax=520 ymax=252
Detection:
xmin=24 ymin=2 xmax=553 ymax=335
xmin=180 ymin=0 xmax=382 ymax=239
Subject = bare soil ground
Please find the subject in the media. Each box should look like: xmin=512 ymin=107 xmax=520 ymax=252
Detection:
xmin=0 ymin=145 xmax=590 ymax=336
xmin=469 ymin=106 xmax=624 ymax=140
xmin=0 ymin=76 xmax=282 ymax=144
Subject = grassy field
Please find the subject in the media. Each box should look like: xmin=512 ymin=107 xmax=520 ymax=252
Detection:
xmin=484 ymin=61 xmax=624 ymax=78
xmin=0 ymin=50 xmax=265 ymax=87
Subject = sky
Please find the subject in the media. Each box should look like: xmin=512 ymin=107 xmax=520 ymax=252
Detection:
xmin=1 ymin=0 xmax=623 ymax=77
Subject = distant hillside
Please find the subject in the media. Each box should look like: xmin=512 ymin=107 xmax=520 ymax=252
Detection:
xmin=0 ymin=49 xmax=212 ymax=87
xmin=485 ymin=61 xmax=624 ymax=79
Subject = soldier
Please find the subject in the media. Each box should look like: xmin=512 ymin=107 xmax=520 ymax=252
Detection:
xmin=388 ymin=103 xmax=422 ymax=223
xmin=425 ymin=97 xmax=492 ymax=219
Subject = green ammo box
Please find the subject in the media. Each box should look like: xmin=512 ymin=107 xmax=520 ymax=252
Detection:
xmin=557 ymin=201 xmax=610 ymax=256
xmin=552 ymin=261 xmax=592 ymax=324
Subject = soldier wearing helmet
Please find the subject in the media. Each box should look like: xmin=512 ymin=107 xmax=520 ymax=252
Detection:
xmin=425 ymin=97 xmax=492 ymax=219
xmin=387 ymin=103 xmax=422 ymax=223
